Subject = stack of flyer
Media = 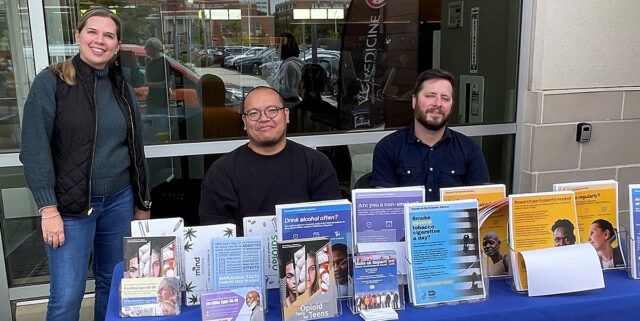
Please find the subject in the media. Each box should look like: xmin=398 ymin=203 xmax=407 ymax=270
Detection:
xmin=129 ymin=218 xmax=184 ymax=280
xmin=629 ymin=184 xmax=640 ymax=279
xmin=352 ymin=250 xmax=401 ymax=321
xmin=352 ymin=187 xmax=425 ymax=278
xmin=508 ymin=191 xmax=578 ymax=291
xmin=404 ymin=199 xmax=486 ymax=306
xmin=276 ymin=199 xmax=353 ymax=298
xmin=441 ymin=185 xmax=509 ymax=277
xmin=121 ymin=235 xmax=182 ymax=317
xmin=277 ymin=237 xmax=340 ymax=321
xmin=182 ymin=224 xmax=236 ymax=305
xmin=243 ymin=215 xmax=280 ymax=289
xmin=553 ymin=180 xmax=624 ymax=269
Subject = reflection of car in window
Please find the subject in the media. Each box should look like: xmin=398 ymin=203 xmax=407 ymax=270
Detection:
xmin=118 ymin=44 xmax=242 ymax=109
xmin=223 ymin=47 xmax=267 ymax=68
xmin=235 ymin=48 xmax=278 ymax=75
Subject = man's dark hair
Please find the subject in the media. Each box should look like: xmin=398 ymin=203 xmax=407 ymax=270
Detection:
xmin=551 ymin=219 xmax=577 ymax=243
xmin=592 ymin=219 xmax=616 ymax=242
xmin=413 ymin=69 xmax=455 ymax=96
xmin=278 ymin=32 xmax=300 ymax=60
xmin=331 ymin=243 xmax=348 ymax=255
xmin=243 ymin=86 xmax=285 ymax=111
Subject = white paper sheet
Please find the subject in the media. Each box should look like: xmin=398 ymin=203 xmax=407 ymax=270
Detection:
xmin=520 ymin=243 xmax=604 ymax=296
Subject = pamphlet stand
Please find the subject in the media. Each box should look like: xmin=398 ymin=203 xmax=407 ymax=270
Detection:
xmin=278 ymin=279 xmax=343 ymax=321
xmin=506 ymin=241 xmax=607 ymax=295
xmin=624 ymin=230 xmax=640 ymax=280
xmin=504 ymin=242 xmax=527 ymax=294
xmin=405 ymin=255 xmax=489 ymax=308
xmin=199 ymin=286 xmax=266 ymax=321
xmin=120 ymin=276 xmax=183 ymax=317
xmin=348 ymin=251 xmax=405 ymax=317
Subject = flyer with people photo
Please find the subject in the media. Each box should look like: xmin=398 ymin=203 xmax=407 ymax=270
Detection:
xmin=276 ymin=199 xmax=353 ymax=298
xmin=508 ymin=191 xmax=578 ymax=291
xmin=553 ymin=180 xmax=624 ymax=269
xmin=277 ymin=237 xmax=340 ymax=321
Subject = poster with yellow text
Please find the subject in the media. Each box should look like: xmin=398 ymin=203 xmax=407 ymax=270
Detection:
xmin=554 ymin=180 xmax=623 ymax=269
xmin=508 ymin=191 xmax=578 ymax=291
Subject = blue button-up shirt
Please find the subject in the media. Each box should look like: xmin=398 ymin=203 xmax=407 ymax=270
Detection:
xmin=371 ymin=125 xmax=490 ymax=201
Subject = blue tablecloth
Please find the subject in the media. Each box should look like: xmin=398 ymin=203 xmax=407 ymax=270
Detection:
xmin=107 ymin=262 xmax=640 ymax=320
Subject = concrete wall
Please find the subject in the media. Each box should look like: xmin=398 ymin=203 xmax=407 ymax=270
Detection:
xmin=519 ymin=0 xmax=640 ymax=214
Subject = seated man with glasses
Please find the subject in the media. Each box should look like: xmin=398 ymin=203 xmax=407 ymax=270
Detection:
xmin=199 ymin=86 xmax=341 ymax=233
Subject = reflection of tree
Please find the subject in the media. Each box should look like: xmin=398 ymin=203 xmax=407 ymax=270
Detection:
xmin=226 ymin=21 xmax=242 ymax=38
xmin=92 ymin=1 xmax=157 ymax=44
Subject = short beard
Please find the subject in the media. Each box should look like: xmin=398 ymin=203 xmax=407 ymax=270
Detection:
xmin=415 ymin=108 xmax=449 ymax=131
xmin=248 ymin=129 xmax=287 ymax=148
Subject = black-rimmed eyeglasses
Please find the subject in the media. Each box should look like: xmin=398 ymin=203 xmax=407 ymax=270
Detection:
xmin=243 ymin=106 xmax=286 ymax=121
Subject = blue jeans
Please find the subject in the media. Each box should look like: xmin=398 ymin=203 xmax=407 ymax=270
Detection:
xmin=46 ymin=185 xmax=134 ymax=321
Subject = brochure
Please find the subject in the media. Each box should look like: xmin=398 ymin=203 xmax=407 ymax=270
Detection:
xmin=211 ymin=237 xmax=264 ymax=294
xmin=352 ymin=187 xmax=425 ymax=275
xmin=183 ymin=224 xmax=236 ymax=305
xmin=404 ymin=200 xmax=485 ymax=306
xmin=508 ymin=191 xmax=578 ymax=291
xmin=131 ymin=217 xmax=184 ymax=238
xmin=277 ymin=237 xmax=340 ymax=321
xmin=554 ymin=180 xmax=624 ymax=269
xmin=440 ymin=184 xmax=506 ymax=208
xmin=243 ymin=215 xmax=280 ymax=289
xmin=629 ymin=184 xmax=640 ymax=279
xmin=353 ymin=251 xmax=401 ymax=313
xmin=129 ymin=218 xmax=185 ymax=289
xmin=478 ymin=198 xmax=510 ymax=277
xmin=440 ymin=184 xmax=508 ymax=278
xmin=120 ymin=276 xmax=181 ymax=317
xmin=200 ymin=287 xmax=264 ymax=321
xmin=123 ymin=236 xmax=179 ymax=279
xmin=276 ymin=199 xmax=353 ymax=297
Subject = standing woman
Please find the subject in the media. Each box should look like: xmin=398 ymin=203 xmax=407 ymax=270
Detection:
xmin=19 ymin=7 xmax=150 ymax=321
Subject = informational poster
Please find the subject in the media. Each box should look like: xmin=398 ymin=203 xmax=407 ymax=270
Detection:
xmin=276 ymin=200 xmax=353 ymax=297
xmin=352 ymin=187 xmax=424 ymax=275
xmin=404 ymin=200 xmax=485 ymax=306
xmin=277 ymin=238 xmax=340 ymax=321
xmin=200 ymin=288 xmax=263 ymax=321
xmin=211 ymin=237 xmax=264 ymax=297
xmin=440 ymin=184 xmax=509 ymax=278
xmin=243 ymin=216 xmax=279 ymax=289
xmin=353 ymin=251 xmax=401 ymax=313
xmin=182 ymin=224 xmax=236 ymax=305
xmin=554 ymin=180 xmax=624 ymax=269
xmin=509 ymin=191 xmax=578 ymax=291
xmin=629 ymin=185 xmax=640 ymax=279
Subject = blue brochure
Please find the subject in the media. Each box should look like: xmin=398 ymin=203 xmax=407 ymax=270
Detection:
xmin=630 ymin=185 xmax=640 ymax=279
xmin=404 ymin=199 xmax=486 ymax=306
xmin=353 ymin=250 xmax=401 ymax=313
xmin=276 ymin=199 xmax=353 ymax=297
xmin=211 ymin=236 xmax=265 ymax=298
